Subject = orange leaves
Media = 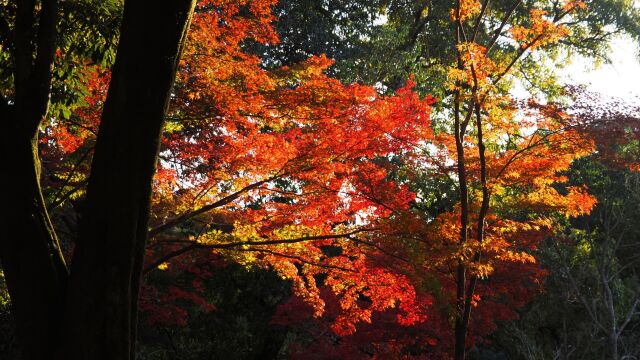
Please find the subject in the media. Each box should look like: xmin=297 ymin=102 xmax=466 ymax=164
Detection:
xmin=562 ymin=0 xmax=587 ymax=12
xmin=509 ymin=9 xmax=571 ymax=50
xmin=196 ymin=0 xmax=278 ymax=46
xmin=450 ymin=0 xmax=481 ymax=22
xmin=136 ymin=0 xmax=439 ymax=344
xmin=166 ymin=35 xmax=435 ymax=229
xmin=565 ymin=186 xmax=598 ymax=216
xmin=276 ymin=54 xmax=336 ymax=83
xmin=41 ymin=67 xmax=107 ymax=156
xmin=447 ymin=42 xmax=497 ymax=96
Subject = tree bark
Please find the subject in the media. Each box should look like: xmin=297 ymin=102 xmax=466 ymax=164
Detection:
xmin=0 ymin=0 xmax=69 ymax=358
xmin=609 ymin=334 xmax=619 ymax=360
xmin=57 ymin=1 xmax=196 ymax=359
xmin=453 ymin=91 xmax=470 ymax=360
xmin=0 ymin=120 xmax=68 ymax=360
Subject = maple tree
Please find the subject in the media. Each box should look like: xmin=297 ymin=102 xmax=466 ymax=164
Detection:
xmin=388 ymin=1 xmax=598 ymax=358
xmin=133 ymin=1 xmax=606 ymax=358
xmin=43 ymin=0 xmax=437 ymax=342
xmin=11 ymin=0 xmax=439 ymax=357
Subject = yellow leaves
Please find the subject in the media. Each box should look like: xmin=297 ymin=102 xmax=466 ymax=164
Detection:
xmin=508 ymin=9 xmax=571 ymax=50
xmin=447 ymin=43 xmax=497 ymax=96
xmin=272 ymin=225 xmax=322 ymax=242
xmin=230 ymin=223 xmax=261 ymax=242
xmin=446 ymin=67 xmax=467 ymax=92
xmin=450 ymin=0 xmax=482 ymax=22
xmin=575 ymin=237 xmax=592 ymax=256
xmin=163 ymin=121 xmax=184 ymax=134
xmin=157 ymin=262 xmax=170 ymax=271
xmin=276 ymin=54 xmax=335 ymax=84
xmin=472 ymin=263 xmax=494 ymax=279
xmin=497 ymin=250 xmax=536 ymax=264
xmin=497 ymin=183 xmax=596 ymax=219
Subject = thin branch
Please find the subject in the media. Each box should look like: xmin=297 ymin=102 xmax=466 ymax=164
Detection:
xmin=148 ymin=175 xmax=281 ymax=237
xmin=143 ymin=244 xmax=199 ymax=276
xmin=491 ymin=33 xmax=544 ymax=84
xmin=553 ymin=242 xmax=608 ymax=334
xmin=471 ymin=0 xmax=490 ymax=43
xmin=486 ymin=0 xmax=523 ymax=52
xmin=348 ymin=236 xmax=411 ymax=264
xmin=617 ymin=299 xmax=640 ymax=337
xmin=48 ymin=147 xmax=92 ymax=210
xmin=143 ymin=229 xmax=373 ymax=274
xmin=231 ymin=248 xmax=356 ymax=273
xmin=157 ymin=229 xmax=372 ymax=250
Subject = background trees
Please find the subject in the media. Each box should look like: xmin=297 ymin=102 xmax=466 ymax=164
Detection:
xmin=486 ymin=97 xmax=640 ymax=360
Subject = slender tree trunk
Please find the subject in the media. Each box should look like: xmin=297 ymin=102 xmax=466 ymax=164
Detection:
xmin=603 ymin=273 xmax=619 ymax=360
xmin=609 ymin=334 xmax=619 ymax=360
xmin=453 ymin=90 xmax=470 ymax=360
xmin=57 ymin=1 xmax=196 ymax=359
xmin=458 ymin=103 xmax=490 ymax=358
xmin=452 ymin=2 xmax=471 ymax=356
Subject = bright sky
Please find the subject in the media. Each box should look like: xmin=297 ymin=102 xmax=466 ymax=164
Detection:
xmin=562 ymin=36 xmax=640 ymax=101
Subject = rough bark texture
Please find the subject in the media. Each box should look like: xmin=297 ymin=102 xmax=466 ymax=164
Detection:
xmin=57 ymin=1 xmax=196 ymax=359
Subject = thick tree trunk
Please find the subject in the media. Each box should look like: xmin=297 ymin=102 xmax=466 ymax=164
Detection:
xmin=0 ymin=0 xmax=68 ymax=357
xmin=57 ymin=1 xmax=195 ymax=359
xmin=0 ymin=119 xmax=68 ymax=360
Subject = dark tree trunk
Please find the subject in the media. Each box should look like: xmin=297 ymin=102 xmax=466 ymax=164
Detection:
xmin=57 ymin=1 xmax=195 ymax=359
xmin=609 ymin=334 xmax=619 ymax=360
xmin=0 ymin=0 xmax=69 ymax=358
xmin=0 ymin=118 xmax=68 ymax=360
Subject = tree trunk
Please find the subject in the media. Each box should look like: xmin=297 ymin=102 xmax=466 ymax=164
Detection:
xmin=453 ymin=85 xmax=470 ymax=360
xmin=57 ymin=1 xmax=196 ymax=359
xmin=0 ymin=119 xmax=68 ymax=360
xmin=609 ymin=333 xmax=619 ymax=360
xmin=0 ymin=0 xmax=69 ymax=357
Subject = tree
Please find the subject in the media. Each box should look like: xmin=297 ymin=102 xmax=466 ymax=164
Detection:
xmin=31 ymin=1 xmax=441 ymax=357
xmin=140 ymin=2 xmax=600 ymax=357
xmin=0 ymin=0 xmax=196 ymax=358
xmin=486 ymin=95 xmax=640 ymax=360
xmin=241 ymin=1 xmax=640 ymax=357
xmin=255 ymin=0 xmax=640 ymax=98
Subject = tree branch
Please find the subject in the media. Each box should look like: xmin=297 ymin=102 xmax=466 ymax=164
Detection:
xmin=486 ymin=0 xmax=523 ymax=52
xmin=148 ymin=175 xmax=281 ymax=237
xmin=143 ymin=229 xmax=372 ymax=275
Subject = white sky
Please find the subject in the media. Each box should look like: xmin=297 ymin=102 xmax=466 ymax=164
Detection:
xmin=560 ymin=36 xmax=640 ymax=101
